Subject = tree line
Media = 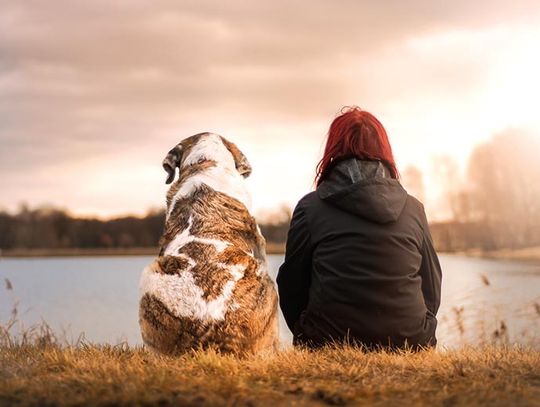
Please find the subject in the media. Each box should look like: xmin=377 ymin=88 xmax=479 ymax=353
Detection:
xmin=404 ymin=131 xmax=540 ymax=251
xmin=0 ymin=205 xmax=291 ymax=251
xmin=1 ymin=131 xmax=538 ymax=253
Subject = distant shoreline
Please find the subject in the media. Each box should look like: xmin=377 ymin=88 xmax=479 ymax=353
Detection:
xmin=2 ymin=245 xmax=540 ymax=263
xmin=0 ymin=243 xmax=287 ymax=258
xmin=454 ymin=246 xmax=540 ymax=264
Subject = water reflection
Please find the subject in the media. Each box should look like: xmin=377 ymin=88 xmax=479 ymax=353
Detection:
xmin=0 ymin=254 xmax=539 ymax=348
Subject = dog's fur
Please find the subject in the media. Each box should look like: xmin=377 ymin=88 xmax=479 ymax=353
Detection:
xmin=139 ymin=132 xmax=279 ymax=355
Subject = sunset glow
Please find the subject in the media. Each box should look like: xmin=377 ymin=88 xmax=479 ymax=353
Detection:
xmin=1 ymin=2 xmax=540 ymax=221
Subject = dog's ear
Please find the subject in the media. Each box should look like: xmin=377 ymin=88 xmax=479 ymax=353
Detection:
xmin=220 ymin=137 xmax=252 ymax=178
xmin=162 ymin=145 xmax=183 ymax=184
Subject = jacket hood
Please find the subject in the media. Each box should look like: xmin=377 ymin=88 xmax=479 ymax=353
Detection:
xmin=317 ymin=158 xmax=407 ymax=223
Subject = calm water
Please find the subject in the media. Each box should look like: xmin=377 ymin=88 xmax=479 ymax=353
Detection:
xmin=1 ymin=254 xmax=539 ymax=348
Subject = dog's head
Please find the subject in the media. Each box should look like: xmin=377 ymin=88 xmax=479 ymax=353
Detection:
xmin=162 ymin=132 xmax=252 ymax=184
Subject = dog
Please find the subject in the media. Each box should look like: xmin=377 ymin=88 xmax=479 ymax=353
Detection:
xmin=139 ymin=132 xmax=279 ymax=355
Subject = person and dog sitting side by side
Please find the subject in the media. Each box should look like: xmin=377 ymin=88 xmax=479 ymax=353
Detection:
xmin=138 ymin=106 xmax=442 ymax=355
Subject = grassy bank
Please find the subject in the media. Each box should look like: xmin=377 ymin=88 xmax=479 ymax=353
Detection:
xmin=1 ymin=344 xmax=540 ymax=406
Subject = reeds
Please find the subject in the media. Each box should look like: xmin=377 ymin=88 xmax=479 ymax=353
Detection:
xmin=1 ymin=276 xmax=540 ymax=406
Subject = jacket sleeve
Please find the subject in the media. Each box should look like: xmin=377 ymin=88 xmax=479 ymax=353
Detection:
xmin=418 ymin=208 xmax=443 ymax=316
xmin=276 ymin=200 xmax=313 ymax=332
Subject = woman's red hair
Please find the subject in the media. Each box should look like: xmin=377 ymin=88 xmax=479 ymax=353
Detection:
xmin=315 ymin=107 xmax=399 ymax=186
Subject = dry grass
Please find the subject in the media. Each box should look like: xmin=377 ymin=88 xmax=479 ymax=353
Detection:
xmin=0 ymin=342 xmax=539 ymax=407
xmin=1 ymin=274 xmax=539 ymax=407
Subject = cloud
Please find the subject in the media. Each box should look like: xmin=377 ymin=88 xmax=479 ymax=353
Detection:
xmin=1 ymin=0 xmax=540 ymax=215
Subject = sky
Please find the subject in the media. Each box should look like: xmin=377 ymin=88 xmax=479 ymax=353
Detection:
xmin=1 ymin=0 xmax=540 ymax=221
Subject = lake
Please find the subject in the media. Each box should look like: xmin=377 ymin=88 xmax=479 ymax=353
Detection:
xmin=1 ymin=254 xmax=539 ymax=348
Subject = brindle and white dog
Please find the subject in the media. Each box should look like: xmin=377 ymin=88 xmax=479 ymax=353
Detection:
xmin=139 ymin=132 xmax=279 ymax=355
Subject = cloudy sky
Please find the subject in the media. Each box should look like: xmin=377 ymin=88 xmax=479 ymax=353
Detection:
xmin=2 ymin=1 xmax=540 ymax=220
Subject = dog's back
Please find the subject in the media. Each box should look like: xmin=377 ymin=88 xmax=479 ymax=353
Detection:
xmin=139 ymin=133 xmax=278 ymax=355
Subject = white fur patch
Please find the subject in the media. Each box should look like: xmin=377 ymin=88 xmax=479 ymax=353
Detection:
xmin=166 ymin=134 xmax=252 ymax=219
xmin=139 ymin=260 xmax=246 ymax=322
xmin=182 ymin=133 xmax=235 ymax=168
xmin=255 ymin=260 xmax=266 ymax=277
xmin=218 ymin=263 xmax=246 ymax=281
xmin=164 ymin=215 xmax=229 ymax=256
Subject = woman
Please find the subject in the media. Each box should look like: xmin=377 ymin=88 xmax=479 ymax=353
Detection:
xmin=277 ymin=107 xmax=442 ymax=350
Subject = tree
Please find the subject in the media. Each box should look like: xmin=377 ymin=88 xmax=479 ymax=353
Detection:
xmin=467 ymin=131 xmax=540 ymax=248
xmin=401 ymin=165 xmax=425 ymax=203
xmin=431 ymin=155 xmax=470 ymax=222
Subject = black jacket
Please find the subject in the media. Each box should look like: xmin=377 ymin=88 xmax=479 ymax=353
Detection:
xmin=277 ymin=158 xmax=442 ymax=349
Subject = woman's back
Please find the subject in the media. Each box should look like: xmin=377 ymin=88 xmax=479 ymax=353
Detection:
xmin=279 ymin=158 xmax=440 ymax=348
xmin=277 ymin=107 xmax=442 ymax=349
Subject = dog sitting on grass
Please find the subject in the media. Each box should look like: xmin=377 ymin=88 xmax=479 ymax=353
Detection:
xmin=139 ymin=132 xmax=279 ymax=355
